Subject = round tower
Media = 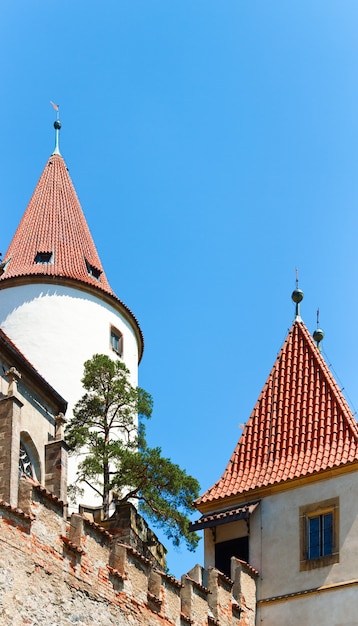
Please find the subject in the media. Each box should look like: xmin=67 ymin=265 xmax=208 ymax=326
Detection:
xmin=0 ymin=118 xmax=143 ymax=506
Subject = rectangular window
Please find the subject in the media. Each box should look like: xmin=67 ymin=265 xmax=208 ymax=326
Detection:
xmin=308 ymin=512 xmax=333 ymax=559
xmin=110 ymin=327 xmax=123 ymax=356
xmin=300 ymin=497 xmax=339 ymax=571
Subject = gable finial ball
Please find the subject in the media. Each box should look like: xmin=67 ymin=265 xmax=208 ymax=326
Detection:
xmin=291 ymin=288 xmax=304 ymax=304
xmin=313 ymin=328 xmax=324 ymax=343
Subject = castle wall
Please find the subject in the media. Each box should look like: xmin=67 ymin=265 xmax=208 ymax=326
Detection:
xmin=0 ymin=479 xmax=257 ymax=626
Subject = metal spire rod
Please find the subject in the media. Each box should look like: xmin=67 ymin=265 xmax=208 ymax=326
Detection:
xmin=50 ymin=101 xmax=61 ymax=156
xmin=292 ymin=269 xmax=303 ymax=320
xmin=313 ymin=307 xmax=324 ymax=349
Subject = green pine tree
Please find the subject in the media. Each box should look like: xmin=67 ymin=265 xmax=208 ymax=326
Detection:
xmin=66 ymin=354 xmax=200 ymax=551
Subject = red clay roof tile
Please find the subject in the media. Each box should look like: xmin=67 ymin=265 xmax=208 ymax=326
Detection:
xmin=196 ymin=319 xmax=358 ymax=507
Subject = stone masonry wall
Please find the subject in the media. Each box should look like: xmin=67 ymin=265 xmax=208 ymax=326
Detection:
xmin=0 ymin=478 xmax=257 ymax=626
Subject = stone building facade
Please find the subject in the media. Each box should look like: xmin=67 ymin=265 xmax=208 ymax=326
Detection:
xmin=0 ymin=329 xmax=67 ymax=508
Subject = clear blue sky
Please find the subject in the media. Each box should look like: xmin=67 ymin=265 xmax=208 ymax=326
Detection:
xmin=2 ymin=1 xmax=358 ymax=577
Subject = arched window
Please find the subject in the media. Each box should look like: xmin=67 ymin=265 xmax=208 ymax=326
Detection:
xmin=19 ymin=433 xmax=41 ymax=482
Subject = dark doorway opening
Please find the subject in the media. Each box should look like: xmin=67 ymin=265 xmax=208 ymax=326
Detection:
xmin=215 ymin=536 xmax=249 ymax=578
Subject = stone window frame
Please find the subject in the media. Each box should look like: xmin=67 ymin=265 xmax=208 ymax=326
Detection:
xmin=299 ymin=496 xmax=339 ymax=571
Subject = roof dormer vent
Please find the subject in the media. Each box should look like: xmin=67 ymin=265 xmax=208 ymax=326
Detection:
xmin=0 ymin=257 xmax=10 ymax=276
xmin=85 ymin=258 xmax=101 ymax=280
xmin=35 ymin=251 xmax=53 ymax=264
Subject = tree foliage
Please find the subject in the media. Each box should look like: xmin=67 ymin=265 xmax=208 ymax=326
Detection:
xmin=66 ymin=354 xmax=200 ymax=551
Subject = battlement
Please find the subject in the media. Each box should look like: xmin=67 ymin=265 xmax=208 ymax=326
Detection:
xmin=0 ymin=477 xmax=257 ymax=625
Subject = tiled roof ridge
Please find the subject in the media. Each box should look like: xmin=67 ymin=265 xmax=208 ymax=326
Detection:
xmin=296 ymin=320 xmax=358 ymax=436
xmin=197 ymin=318 xmax=358 ymax=506
xmin=255 ymin=320 xmax=358 ymax=441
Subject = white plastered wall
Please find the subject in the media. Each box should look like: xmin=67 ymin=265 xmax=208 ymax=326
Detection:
xmin=258 ymin=586 xmax=358 ymax=626
xmin=0 ymin=282 xmax=140 ymax=507
xmin=250 ymin=472 xmax=358 ymax=601
xmin=0 ymin=283 xmax=139 ymax=406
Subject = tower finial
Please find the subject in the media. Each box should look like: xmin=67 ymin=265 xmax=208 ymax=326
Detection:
xmin=50 ymin=101 xmax=61 ymax=156
xmin=313 ymin=307 xmax=325 ymax=350
xmin=291 ymin=269 xmax=304 ymax=320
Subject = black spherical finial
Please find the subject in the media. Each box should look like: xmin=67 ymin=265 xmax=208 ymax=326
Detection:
xmin=291 ymin=288 xmax=304 ymax=304
xmin=54 ymin=120 xmax=62 ymax=130
xmin=313 ymin=328 xmax=325 ymax=344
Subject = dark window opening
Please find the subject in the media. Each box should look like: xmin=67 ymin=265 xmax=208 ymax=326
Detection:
xmin=215 ymin=536 xmax=249 ymax=579
xmin=308 ymin=513 xmax=333 ymax=559
xmin=85 ymin=258 xmax=101 ymax=280
xmin=35 ymin=251 xmax=53 ymax=264
xmin=19 ymin=443 xmax=34 ymax=478
xmin=110 ymin=327 xmax=123 ymax=356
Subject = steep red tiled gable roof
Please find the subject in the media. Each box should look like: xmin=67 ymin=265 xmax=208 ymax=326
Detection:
xmin=196 ymin=319 xmax=358 ymax=507
xmin=0 ymin=153 xmax=113 ymax=295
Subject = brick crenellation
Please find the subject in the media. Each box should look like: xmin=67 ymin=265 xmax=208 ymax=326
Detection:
xmin=0 ymin=478 xmax=257 ymax=626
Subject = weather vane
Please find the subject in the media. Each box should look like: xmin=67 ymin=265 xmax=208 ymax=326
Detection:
xmin=50 ymin=100 xmax=60 ymax=120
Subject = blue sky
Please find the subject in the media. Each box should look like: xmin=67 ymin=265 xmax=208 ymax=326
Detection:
xmin=2 ymin=1 xmax=358 ymax=577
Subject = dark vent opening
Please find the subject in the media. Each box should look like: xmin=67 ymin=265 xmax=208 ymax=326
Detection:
xmin=85 ymin=258 xmax=101 ymax=280
xmin=35 ymin=252 xmax=53 ymax=264
xmin=0 ymin=255 xmax=9 ymax=276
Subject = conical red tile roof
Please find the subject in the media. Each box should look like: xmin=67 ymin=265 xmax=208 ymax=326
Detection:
xmin=0 ymin=151 xmax=143 ymax=357
xmin=197 ymin=319 xmax=358 ymax=507
xmin=0 ymin=154 xmax=113 ymax=294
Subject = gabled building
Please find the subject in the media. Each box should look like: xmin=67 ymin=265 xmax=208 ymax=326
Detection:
xmin=192 ymin=289 xmax=358 ymax=625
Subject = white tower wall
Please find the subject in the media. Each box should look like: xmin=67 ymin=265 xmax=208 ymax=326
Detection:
xmin=0 ymin=282 xmax=140 ymax=508
xmin=0 ymin=282 xmax=139 ymax=411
